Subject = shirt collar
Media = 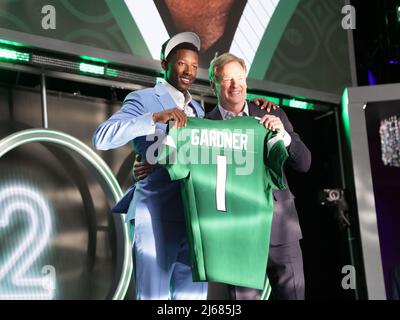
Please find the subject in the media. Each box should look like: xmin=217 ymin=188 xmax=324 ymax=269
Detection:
xmin=218 ymin=101 xmax=249 ymax=120
xmin=159 ymin=79 xmax=192 ymax=110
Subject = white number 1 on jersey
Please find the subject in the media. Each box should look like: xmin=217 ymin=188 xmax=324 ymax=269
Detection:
xmin=216 ymin=155 xmax=227 ymax=212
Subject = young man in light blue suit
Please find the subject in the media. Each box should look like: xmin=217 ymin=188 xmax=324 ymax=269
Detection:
xmin=93 ymin=32 xmax=208 ymax=300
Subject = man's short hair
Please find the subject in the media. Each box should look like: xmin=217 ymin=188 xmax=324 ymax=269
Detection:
xmin=209 ymin=53 xmax=247 ymax=84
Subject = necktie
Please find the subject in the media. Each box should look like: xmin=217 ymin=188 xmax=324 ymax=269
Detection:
xmin=225 ymin=111 xmax=247 ymax=119
xmin=225 ymin=111 xmax=236 ymax=120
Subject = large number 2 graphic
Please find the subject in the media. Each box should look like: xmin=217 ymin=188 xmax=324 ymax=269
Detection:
xmin=0 ymin=185 xmax=56 ymax=300
xmin=216 ymin=155 xmax=227 ymax=212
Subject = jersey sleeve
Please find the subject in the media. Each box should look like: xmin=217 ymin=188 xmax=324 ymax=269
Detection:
xmin=157 ymin=127 xmax=190 ymax=181
xmin=265 ymin=133 xmax=289 ymax=190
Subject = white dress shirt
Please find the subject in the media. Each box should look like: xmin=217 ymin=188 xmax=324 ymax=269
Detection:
xmin=161 ymin=80 xmax=196 ymax=117
xmin=217 ymin=102 xmax=291 ymax=147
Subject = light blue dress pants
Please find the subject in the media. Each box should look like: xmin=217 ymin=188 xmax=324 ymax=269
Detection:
xmin=130 ymin=215 xmax=207 ymax=300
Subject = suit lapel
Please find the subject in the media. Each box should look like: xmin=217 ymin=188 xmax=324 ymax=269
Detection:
xmin=154 ymin=83 xmax=176 ymax=111
xmin=206 ymin=106 xmax=223 ymax=120
xmin=247 ymin=101 xmax=266 ymax=117
xmin=189 ymin=100 xmax=205 ymax=117
xmin=155 ymin=83 xmax=204 ymax=116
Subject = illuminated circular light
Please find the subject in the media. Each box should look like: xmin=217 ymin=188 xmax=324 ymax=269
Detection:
xmin=0 ymin=129 xmax=132 ymax=300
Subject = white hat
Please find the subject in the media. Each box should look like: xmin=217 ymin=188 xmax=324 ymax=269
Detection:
xmin=161 ymin=32 xmax=201 ymax=60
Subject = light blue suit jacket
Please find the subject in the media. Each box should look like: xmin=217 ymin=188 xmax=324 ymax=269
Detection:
xmin=93 ymin=83 xmax=205 ymax=222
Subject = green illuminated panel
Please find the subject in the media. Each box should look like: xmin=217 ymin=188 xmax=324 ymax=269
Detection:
xmin=80 ymin=55 xmax=109 ymax=64
xmin=79 ymin=63 xmax=104 ymax=76
xmin=0 ymin=48 xmax=30 ymax=62
xmin=0 ymin=39 xmax=26 ymax=47
xmin=246 ymin=93 xmax=280 ymax=105
xmin=282 ymin=98 xmax=314 ymax=110
xmin=105 ymin=68 xmax=118 ymax=77
xmin=341 ymin=88 xmax=351 ymax=146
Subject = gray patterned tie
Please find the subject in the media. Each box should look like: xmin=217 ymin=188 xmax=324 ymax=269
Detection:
xmin=225 ymin=111 xmax=236 ymax=120
xmin=225 ymin=111 xmax=247 ymax=119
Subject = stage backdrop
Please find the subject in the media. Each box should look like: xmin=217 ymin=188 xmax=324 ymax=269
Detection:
xmin=0 ymin=0 xmax=352 ymax=95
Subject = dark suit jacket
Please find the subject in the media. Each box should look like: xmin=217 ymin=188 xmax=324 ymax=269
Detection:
xmin=206 ymin=102 xmax=311 ymax=244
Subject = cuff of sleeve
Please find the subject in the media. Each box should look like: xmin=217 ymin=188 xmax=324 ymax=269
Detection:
xmin=150 ymin=113 xmax=168 ymax=133
xmin=156 ymin=123 xmax=168 ymax=133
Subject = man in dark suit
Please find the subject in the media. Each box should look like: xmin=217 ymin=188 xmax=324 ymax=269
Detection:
xmin=207 ymin=52 xmax=311 ymax=300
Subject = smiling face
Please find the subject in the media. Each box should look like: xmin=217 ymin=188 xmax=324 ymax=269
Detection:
xmin=162 ymin=48 xmax=199 ymax=92
xmin=212 ymin=61 xmax=247 ymax=111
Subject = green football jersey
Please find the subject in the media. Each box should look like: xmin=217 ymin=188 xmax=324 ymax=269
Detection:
xmin=158 ymin=116 xmax=288 ymax=290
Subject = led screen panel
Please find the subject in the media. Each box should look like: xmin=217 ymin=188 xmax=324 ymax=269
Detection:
xmin=0 ymin=0 xmax=352 ymax=95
